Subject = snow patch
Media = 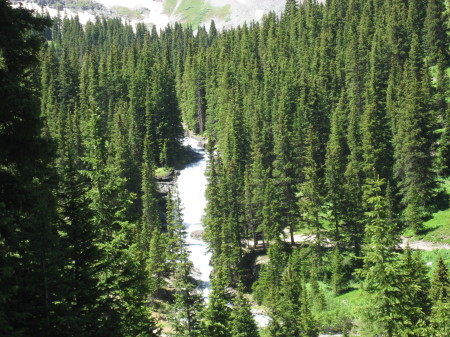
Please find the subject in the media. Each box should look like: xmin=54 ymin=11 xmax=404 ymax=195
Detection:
xmin=95 ymin=0 xmax=160 ymax=8
xmin=96 ymin=0 xmax=171 ymax=29
xmin=235 ymin=0 xmax=250 ymax=5
xmin=12 ymin=2 xmax=96 ymax=24
xmin=14 ymin=0 xmax=170 ymax=31
xmin=254 ymin=9 xmax=264 ymax=21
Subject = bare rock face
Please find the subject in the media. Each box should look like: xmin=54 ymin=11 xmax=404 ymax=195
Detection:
xmin=156 ymin=181 xmax=176 ymax=195
xmin=156 ymin=171 xmax=178 ymax=195
xmin=190 ymin=230 xmax=204 ymax=240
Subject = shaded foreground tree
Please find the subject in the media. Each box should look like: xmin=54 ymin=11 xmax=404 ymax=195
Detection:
xmin=0 ymin=2 xmax=61 ymax=335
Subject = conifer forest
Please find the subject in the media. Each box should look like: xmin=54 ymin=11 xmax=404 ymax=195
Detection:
xmin=2 ymin=0 xmax=450 ymax=336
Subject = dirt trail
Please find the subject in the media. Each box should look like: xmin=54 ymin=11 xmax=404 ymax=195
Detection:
xmin=281 ymin=230 xmax=450 ymax=251
xmin=400 ymin=237 xmax=450 ymax=251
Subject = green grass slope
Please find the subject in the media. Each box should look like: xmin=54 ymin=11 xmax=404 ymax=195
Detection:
xmin=164 ymin=0 xmax=230 ymax=28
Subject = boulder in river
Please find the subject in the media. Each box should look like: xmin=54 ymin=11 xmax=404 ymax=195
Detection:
xmin=190 ymin=230 xmax=204 ymax=240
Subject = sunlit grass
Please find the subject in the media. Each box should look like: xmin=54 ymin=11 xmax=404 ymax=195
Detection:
xmin=421 ymin=209 xmax=450 ymax=244
xmin=403 ymin=177 xmax=450 ymax=244
xmin=112 ymin=6 xmax=143 ymax=20
xmin=164 ymin=0 xmax=178 ymax=14
xmin=169 ymin=0 xmax=231 ymax=28
xmin=418 ymin=249 xmax=450 ymax=274
xmin=155 ymin=167 xmax=173 ymax=179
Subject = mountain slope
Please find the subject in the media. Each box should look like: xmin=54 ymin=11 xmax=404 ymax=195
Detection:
xmin=13 ymin=0 xmax=304 ymax=30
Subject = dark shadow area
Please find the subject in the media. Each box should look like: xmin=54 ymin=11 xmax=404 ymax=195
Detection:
xmin=431 ymin=187 xmax=449 ymax=212
xmin=339 ymin=286 xmax=359 ymax=296
xmin=187 ymin=243 xmax=205 ymax=247
xmin=172 ymin=141 xmax=205 ymax=170
xmin=240 ymin=248 xmax=268 ymax=291
xmin=200 ymin=281 xmax=211 ymax=290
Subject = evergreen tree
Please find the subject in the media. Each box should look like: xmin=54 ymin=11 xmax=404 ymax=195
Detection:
xmin=330 ymin=246 xmax=346 ymax=295
xmin=272 ymin=72 xmax=300 ymax=244
xmin=361 ymin=28 xmax=392 ymax=181
xmin=360 ymin=178 xmax=423 ymax=337
xmin=0 ymin=3 xmax=64 ymax=335
xmin=147 ymin=228 xmax=167 ymax=298
xmin=325 ymin=92 xmax=349 ymax=244
xmin=428 ymin=256 xmax=450 ymax=336
xmin=167 ymin=189 xmax=204 ymax=337
xmin=200 ymin=271 xmax=232 ymax=337
xmin=394 ymin=34 xmax=435 ymax=232
xmin=57 ymin=111 xmax=112 ymax=336
xmin=423 ymin=0 xmax=449 ymax=64
xmin=203 ymin=143 xmax=226 ymax=260
xmin=434 ymin=61 xmax=450 ymax=176
xmin=298 ymin=126 xmax=324 ymax=255
xmin=230 ymin=288 xmax=260 ymax=337
xmin=261 ymin=174 xmax=280 ymax=242
xmin=268 ymin=265 xmax=318 ymax=337
xmin=169 ymin=259 xmax=204 ymax=337
xmin=400 ymin=247 xmax=430 ymax=335
xmin=253 ymin=240 xmax=286 ymax=306
xmin=141 ymin=134 xmax=161 ymax=254
xmin=82 ymin=111 xmax=157 ymax=336
xmin=146 ymin=58 xmax=183 ymax=167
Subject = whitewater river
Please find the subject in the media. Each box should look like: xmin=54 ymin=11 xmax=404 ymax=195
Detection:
xmin=177 ymin=137 xmax=213 ymax=297
xmin=177 ymin=137 xmax=270 ymax=328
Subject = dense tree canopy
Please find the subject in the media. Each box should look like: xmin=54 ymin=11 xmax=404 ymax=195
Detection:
xmin=1 ymin=0 xmax=450 ymax=335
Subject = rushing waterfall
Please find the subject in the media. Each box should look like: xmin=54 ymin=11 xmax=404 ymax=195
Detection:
xmin=177 ymin=137 xmax=212 ymax=297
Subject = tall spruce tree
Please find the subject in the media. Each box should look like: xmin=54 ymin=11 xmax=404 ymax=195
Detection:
xmin=423 ymin=0 xmax=449 ymax=65
xmin=360 ymin=178 xmax=424 ymax=337
xmin=141 ymin=134 xmax=161 ymax=254
xmin=56 ymin=110 xmax=111 ymax=336
xmin=298 ymin=126 xmax=324 ymax=255
xmin=361 ymin=28 xmax=392 ymax=181
xmin=167 ymin=189 xmax=204 ymax=337
xmin=0 ymin=3 xmax=65 ymax=335
xmin=200 ymin=270 xmax=232 ymax=337
xmin=325 ymin=92 xmax=349 ymax=244
xmin=428 ymin=256 xmax=450 ymax=336
xmin=230 ymin=287 xmax=260 ymax=337
xmin=268 ymin=265 xmax=318 ymax=337
xmin=394 ymin=34 xmax=435 ymax=232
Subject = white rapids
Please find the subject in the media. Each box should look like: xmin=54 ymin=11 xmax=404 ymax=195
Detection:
xmin=177 ymin=137 xmax=212 ymax=298
xmin=177 ymin=136 xmax=270 ymax=327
